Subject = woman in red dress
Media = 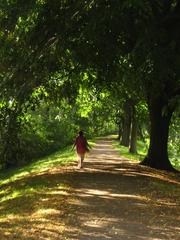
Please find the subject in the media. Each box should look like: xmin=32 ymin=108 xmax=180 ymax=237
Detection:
xmin=73 ymin=131 xmax=90 ymax=168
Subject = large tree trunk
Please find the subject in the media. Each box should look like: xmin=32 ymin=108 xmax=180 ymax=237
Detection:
xmin=121 ymin=100 xmax=132 ymax=147
xmin=140 ymin=97 xmax=175 ymax=171
xmin=117 ymin=124 xmax=122 ymax=140
xmin=117 ymin=116 xmax=123 ymax=141
xmin=129 ymin=105 xmax=137 ymax=154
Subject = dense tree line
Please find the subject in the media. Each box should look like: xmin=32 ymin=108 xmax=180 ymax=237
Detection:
xmin=0 ymin=0 xmax=179 ymax=171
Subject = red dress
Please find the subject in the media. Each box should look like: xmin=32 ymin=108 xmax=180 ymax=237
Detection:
xmin=75 ymin=135 xmax=88 ymax=155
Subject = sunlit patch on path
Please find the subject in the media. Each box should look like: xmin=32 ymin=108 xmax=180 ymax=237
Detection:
xmin=0 ymin=137 xmax=179 ymax=240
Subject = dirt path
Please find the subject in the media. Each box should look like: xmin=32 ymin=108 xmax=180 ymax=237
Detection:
xmin=62 ymin=137 xmax=180 ymax=240
xmin=0 ymin=137 xmax=179 ymax=240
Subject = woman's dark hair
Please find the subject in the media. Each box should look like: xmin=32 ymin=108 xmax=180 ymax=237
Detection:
xmin=79 ymin=131 xmax=83 ymax=136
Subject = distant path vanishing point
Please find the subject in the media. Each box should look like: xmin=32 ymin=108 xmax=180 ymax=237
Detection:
xmin=0 ymin=137 xmax=179 ymax=240
xmin=63 ymin=137 xmax=180 ymax=240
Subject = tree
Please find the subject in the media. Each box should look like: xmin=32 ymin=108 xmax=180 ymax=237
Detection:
xmin=0 ymin=0 xmax=179 ymax=171
xmin=64 ymin=0 xmax=180 ymax=171
xmin=129 ymin=103 xmax=138 ymax=154
xmin=120 ymin=99 xmax=132 ymax=147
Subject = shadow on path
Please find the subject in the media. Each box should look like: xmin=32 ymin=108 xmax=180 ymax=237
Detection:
xmin=0 ymin=138 xmax=179 ymax=240
xmin=62 ymin=138 xmax=180 ymax=240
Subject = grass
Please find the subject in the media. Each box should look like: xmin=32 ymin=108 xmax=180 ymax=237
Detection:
xmin=0 ymin=145 xmax=76 ymax=187
xmin=0 ymin=145 xmax=78 ymax=239
xmin=0 ymin=144 xmax=77 ymax=206
xmin=0 ymin=138 xmax=98 ymax=239
xmin=113 ymin=139 xmax=147 ymax=162
xmin=0 ymin=137 xmax=179 ymax=239
xmin=171 ymin=159 xmax=180 ymax=170
xmin=0 ymin=138 xmax=96 ymax=204
xmin=113 ymin=138 xmax=180 ymax=170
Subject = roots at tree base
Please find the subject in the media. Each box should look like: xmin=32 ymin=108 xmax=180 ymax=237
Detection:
xmin=140 ymin=156 xmax=178 ymax=173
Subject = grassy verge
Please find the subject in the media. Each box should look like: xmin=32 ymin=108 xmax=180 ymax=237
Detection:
xmin=0 ymin=146 xmax=76 ymax=187
xmin=0 ymin=144 xmax=79 ymax=239
xmin=0 ymin=147 xmax=77 ymax=216
xmin=0 ymin=138 xmax=97 ymax=240
xmin=0 ymin=137 xmax=97 ymax=204
xmin=113 ymin=139 xmax=147 ymax=162
xmin=113 ymin=139 xmax=180 ymax=170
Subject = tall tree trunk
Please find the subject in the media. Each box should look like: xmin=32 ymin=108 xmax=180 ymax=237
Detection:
xmin=118 ymin=123 xmax=122 ymax=141
xmin=129 ymin=105 xmax=137 ymax=153
xmin=140 ymin=97 xmax=175 ymax=171
xmin=117 ymin=117 xmax=123 ymax=141
xmin=121 ymin=100 xmax=132 ymax=147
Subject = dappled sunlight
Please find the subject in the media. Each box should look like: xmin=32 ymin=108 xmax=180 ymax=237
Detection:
xmin=84 ymin=219 xmax=106 ymax=228
xmin=0 ymin=138 xmax=179 ymax=240
xmin=0 ymin=190 xmax=22 ymax=203
xmin=0 ymin=147 xmax=76 ymax=187
xmin=32 ymin=208 xmax=61 ymax=218
xmin=46 ymin=189 xmax=70 ymax=196
xmin=82 ymin=140 xmax=180 ymax=186
xmin=0 ymin=181 xmax=72 ymax=239
xmin=0 ymin=171 xmax=31 ymax=186
xmin=73 ymin=188 xmax=149 ymax=202
xmin=132 ymin=170 xmax=180 ymax=185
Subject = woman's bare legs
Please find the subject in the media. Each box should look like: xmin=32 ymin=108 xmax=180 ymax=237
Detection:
xmin=78 ymin=154 xmax=85 ymax=168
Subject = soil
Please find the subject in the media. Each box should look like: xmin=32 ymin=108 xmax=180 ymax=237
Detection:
xmin=0 ymin=137 xmax=179 ymax=240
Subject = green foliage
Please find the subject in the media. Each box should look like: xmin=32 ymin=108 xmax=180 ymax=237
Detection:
xmin=16 ymin=101 xmax=76 ymax=163
xmin=0 ymin=145 xmax=76 ymax=202
xmin=114 ymin=137 xmax=180 ymax=170
xmin=74 ymin=88 xmax=117 ymax=136
xmin=168 ymin=112 xmax=180 ymax=169
xmin=0 ymin=0 xmax=179 ymax=171
xmin=0 ymin=86 xmax=117 ymax=167
xmin=113 ymin=139 xmax=147 ymax=162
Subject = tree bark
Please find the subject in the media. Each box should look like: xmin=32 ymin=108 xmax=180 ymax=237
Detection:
xmin=140 ymin=97 xmax=175 ymax=171
xmin=129 ymin=105 xmax=137 ymax=153
xmin=117 ymin=124 xmax=122 ymax=140
xmin=117 ymin=117 xmax=123 ymax=141
xmin=121 ymin=100 xmax=132 ymax=147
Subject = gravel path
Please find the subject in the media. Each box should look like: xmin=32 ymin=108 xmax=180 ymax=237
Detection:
xmin=62 ymin=137 xmax=180 ymax=240
xmin=0 ymin=137 xmax=179 ymax=240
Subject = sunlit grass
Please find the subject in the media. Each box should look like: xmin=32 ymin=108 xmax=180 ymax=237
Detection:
xmin=113 ymin=139 xmax=180 ymax=170
xmin=113 ymin=139 xmax=147 ymax=162
xmin=0 ymin=136 xmax=179 ymax=239
xmin=0 ymin=138 xmax=96 ymax=207
xmin=170 ymin=159 xmax=180 ymax=170
xmin=0 ymin=145 xmax=77 ymax=220
xmin=0 ymin=146 xmax=76 ymax=186
xmin=0 ymin=145 xmax=77 ymax=239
